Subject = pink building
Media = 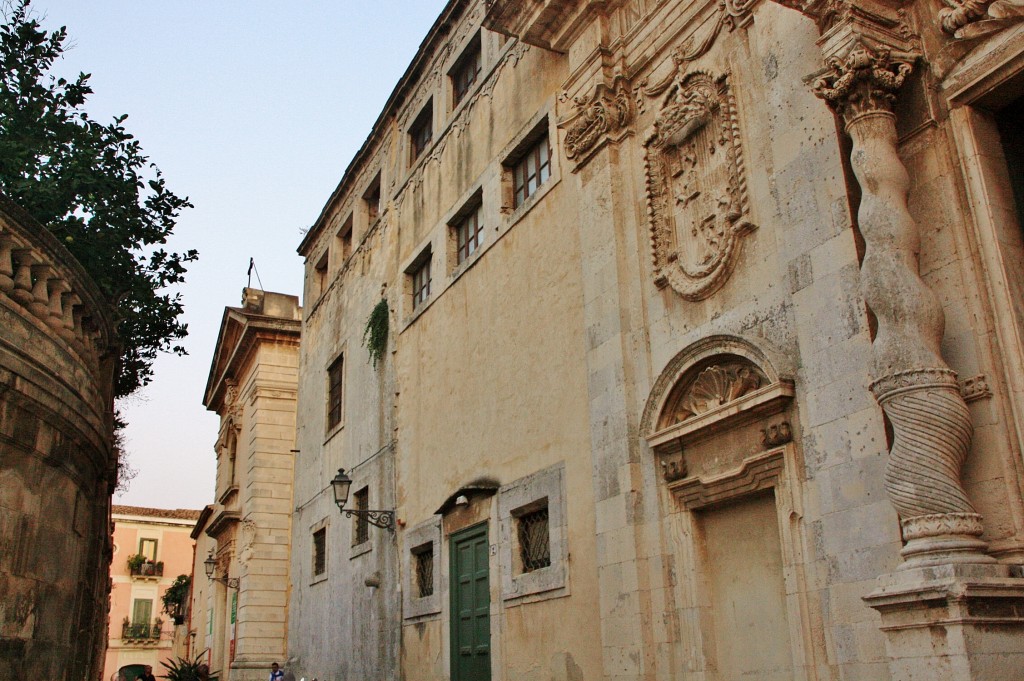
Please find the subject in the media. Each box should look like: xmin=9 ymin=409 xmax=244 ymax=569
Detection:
xmin=104 ymin=506 xmax=201 ymax=681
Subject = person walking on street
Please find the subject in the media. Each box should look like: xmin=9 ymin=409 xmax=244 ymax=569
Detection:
xmin=270 ymin=663 xmax=285 ymax=681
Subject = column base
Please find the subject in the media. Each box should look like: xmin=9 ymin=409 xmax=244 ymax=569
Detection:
xmin=864 ymin=563 xmax=1024 ymax=680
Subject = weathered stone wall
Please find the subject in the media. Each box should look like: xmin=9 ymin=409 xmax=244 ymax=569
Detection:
xmin=0 ymin=195 xmax=117 ymax=680
xmin=292 ymin=0 xmax=1024 ymax=678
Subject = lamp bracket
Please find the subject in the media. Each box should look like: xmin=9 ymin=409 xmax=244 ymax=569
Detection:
xmin=342 ymin=508 xmax=396 ymax=531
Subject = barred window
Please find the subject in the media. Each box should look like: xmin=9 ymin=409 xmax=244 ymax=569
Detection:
xmin=456 ymin=203 xmax=485 ymax=264
xmin=517 ymin=505 xmax=551 ymax=572
xmin=353 ymin=487 xmax=369 ymax=545
xmin=413 ymin=543 xmax=434 ymax=597
xmin=313 ymin=528 xmax=326 ymax=577
xmin=511 ymin=132 xmax=551 ymax=208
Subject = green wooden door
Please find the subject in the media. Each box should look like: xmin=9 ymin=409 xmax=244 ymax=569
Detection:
xmin=451 ymin=523 xmax=490 ymax=681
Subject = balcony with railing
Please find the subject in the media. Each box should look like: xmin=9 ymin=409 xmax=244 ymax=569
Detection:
xmin=128 ymin=561 xmax=164 ymax=578
xmin=121 ymin=619 xmax=163 ymax=644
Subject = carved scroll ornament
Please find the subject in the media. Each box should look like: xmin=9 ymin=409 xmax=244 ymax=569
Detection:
xmin=812 ymin=42 xmax=913 ymax=127
xmin=643 ymin=71 xmax=755 ymax=300
xmin=560 ymin=76 xmax=633 ymax=164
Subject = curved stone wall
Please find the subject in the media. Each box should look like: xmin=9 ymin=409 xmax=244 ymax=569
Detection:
xmin=0 ymin=195 xmax=118 ymax=680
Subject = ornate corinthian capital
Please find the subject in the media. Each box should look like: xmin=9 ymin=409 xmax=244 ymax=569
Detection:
xmin=813 ymin=43 xmax=913 ymax=127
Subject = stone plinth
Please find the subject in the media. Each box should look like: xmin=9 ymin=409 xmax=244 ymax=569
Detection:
xmin=864 ymin=564 xmax=1024 ymax=680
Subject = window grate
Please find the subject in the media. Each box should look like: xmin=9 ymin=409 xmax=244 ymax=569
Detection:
xmin=517 ymin=507 xmax=551 ymax=572
xmin=313 ymin=528 xmax=326 ymax=576
xmin=414 ymin=545 xmax=434 ymax=597
xmin=353 ymin=488 xmax=369 ymax=545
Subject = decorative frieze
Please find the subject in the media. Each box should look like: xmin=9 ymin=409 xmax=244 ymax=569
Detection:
xmin=642 ymin=71 xmax=756 ymax=300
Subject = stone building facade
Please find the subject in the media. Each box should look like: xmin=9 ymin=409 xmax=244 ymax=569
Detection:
xmin=291 ymin=1 xmax=1024 ymax=680
xmin=198 ymin=288 xmax=301 ymax=681
xmin=103 ymin=505 xmax=200 ymax=681
xmin=0 ymin=195 xmax=118 ymax=680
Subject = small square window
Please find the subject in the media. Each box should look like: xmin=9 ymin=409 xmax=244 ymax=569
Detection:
xmin=516 ymin=505 xmax=551 ymax=572
xmin=313 ymin=528 xmax=326 ymax=577
xmin=353 ymin=487 xmax=369 ymax=545
xmin=327 ymin=355 xmax=343 ymax=430
xmin=413 ymin=543 xmax=434 ymax=598
xmin=410 ymin=101 xmax=433 ymax=163
xmin=511 ymin=132 xmax=551 ymax=208
xmin=451 ymin=35 xmax=482 ymax=106
xmin=364 ymin=174 xmax=382 ymax=223
xmin=410 ymin=252 xmax=432 ymax=310
xmin=455 ymin=203 xmax=485 ymax=265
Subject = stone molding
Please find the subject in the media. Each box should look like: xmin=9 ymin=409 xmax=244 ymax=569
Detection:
xmin=667 ymin=449 xmax=785 ymax=510
xmin=641 ymin=70 xmax=756 ymax=300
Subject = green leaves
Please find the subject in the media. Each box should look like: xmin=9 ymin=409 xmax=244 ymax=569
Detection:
xmin=362 ymin=298 xmax=389 ymax=367
xmin=0 ymin=0 xmax=197 ymax=398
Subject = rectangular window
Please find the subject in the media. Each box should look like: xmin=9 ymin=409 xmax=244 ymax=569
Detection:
xmin=314 ymin=252 xmax=329 ymax=298
xmin=313 ymin=527 xmax=326 ymax=577
xmin=512 ymin=132 xmax=551 ymax=208
xmin=139 ymin=538 xmax=157 ymax=561
xmin=327 ymin=355 xmax=343 ymax=430
xmin=451 ymin=35 xmax=482 ymax=105
xmin=517 ymin=505 xmax=551 ymax=572
xmin=337 ymin=215 xmax=353 ymax=263
xmin=456 ymin=203 xmax=485 ymax=264
xmin=364 ymin=174 xmax=381 ymax=223
xmin=353 ymin=487 xmax=369 ymax=545
xmin=132 ymin=598 xmax=153 ymax=625
xmin=413 ymin=543 xmax=434 ymax=597
xmin=410 ymin=254 xmax=432 ymax=310
xmin=409 ymin=101 xmax=433 ymax=162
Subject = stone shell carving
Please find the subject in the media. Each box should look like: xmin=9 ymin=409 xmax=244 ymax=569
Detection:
xmin=643 ymin=71 xmax=756 ymax=300
xmin=658 ymin=361 xmax=767 ymax=429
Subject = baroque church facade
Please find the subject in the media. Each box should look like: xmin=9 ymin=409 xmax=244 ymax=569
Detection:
xmin=288 ymin=0 xmax=1024 ymax=679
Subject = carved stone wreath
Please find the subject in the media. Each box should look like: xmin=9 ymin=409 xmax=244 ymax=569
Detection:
xmin=642 ymin=71 xmax=755 ymax=300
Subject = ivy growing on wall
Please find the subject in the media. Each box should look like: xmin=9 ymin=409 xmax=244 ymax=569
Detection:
xmin=363 ymin=299 xmax=389 ymax=367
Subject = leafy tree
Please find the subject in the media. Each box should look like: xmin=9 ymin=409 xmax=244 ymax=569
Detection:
xmin=0 ymin=0 xmax=197 ymax=398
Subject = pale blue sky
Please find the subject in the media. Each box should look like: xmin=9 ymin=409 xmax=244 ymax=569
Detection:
xmin=28 ymin=1 xmax=449 ymax=509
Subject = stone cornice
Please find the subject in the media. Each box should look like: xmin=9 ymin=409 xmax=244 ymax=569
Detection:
xmin=484 ymin=0 xmax=627 ymax=52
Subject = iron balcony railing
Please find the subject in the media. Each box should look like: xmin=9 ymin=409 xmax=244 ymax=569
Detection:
xmin=121 ymin=621 xmax=162 ymax=641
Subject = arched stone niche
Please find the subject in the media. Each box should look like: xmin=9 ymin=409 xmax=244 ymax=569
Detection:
xmin=642 ymin=336 xmax=795 ymax=483
xmin=643 ymin=337 xmax=822 ymax=680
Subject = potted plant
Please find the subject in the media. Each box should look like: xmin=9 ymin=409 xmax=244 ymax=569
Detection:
xmin=162 ymin=574 xmax=191 ymax=625
xmin=126 ymin=553 xmax=145 ymax=574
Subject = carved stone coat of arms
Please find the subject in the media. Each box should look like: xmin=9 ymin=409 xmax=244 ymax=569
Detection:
xmin=643 ymin=71 xmax=755 ymax=300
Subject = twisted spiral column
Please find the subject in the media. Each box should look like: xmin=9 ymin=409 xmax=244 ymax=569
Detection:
xmin=814 ymin=41 xmax=992 ymax=568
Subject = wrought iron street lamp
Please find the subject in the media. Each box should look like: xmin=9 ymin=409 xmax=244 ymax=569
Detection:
xmin=203 ymin=551 xmax=239 ymax=589
xmin=331 ymin=467 xmax=395 ymax=531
